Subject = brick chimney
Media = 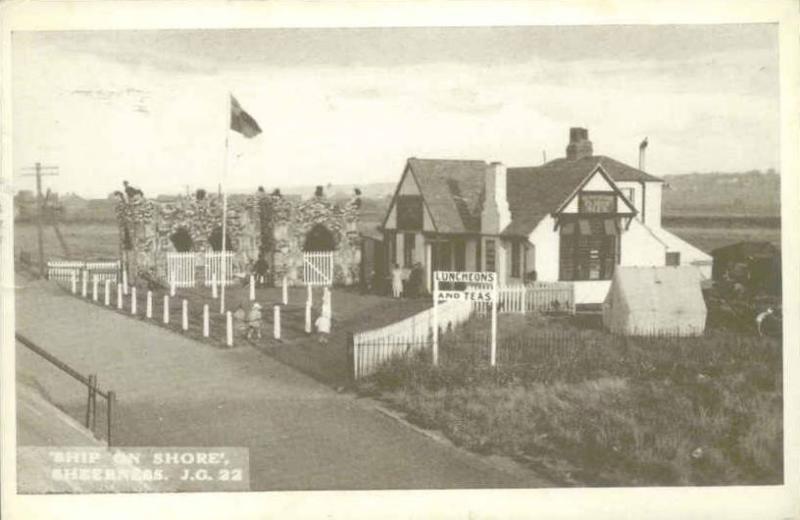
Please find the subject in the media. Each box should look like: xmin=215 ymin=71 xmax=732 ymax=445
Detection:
xmin=566 ymin=127 xmax=593 ymax=161
xmin=481 ymin=162 xmax=511 ymax=234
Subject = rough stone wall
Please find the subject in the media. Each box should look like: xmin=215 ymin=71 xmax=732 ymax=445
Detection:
xmin=118 ymin=191 xmax=361 ymax=286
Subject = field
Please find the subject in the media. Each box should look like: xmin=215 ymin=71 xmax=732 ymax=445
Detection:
xmin=13 ymin=222 xmax=120 ymax=264
xmin=357 ymin=314 xmax=783 ymax=486
xmin=665 ymin=225 xmax=781 ymax=253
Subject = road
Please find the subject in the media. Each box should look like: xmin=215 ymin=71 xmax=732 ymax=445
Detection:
xmin=15 ymin=277 xmax=550 ymax=490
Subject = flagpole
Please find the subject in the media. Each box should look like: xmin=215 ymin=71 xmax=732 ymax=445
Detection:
xmin=220 ymin=96 xmax=229 ymax=314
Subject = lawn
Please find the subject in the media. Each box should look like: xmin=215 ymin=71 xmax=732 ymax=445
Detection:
xmin=356 ymin=314 xmax=783 ymax=486
xmin=51 ymin=276 xmax=430 ymax=387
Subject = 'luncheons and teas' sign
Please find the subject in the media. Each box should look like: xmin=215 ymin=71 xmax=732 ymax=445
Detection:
xmin=433 ymin=271 xmax=497 ymax=283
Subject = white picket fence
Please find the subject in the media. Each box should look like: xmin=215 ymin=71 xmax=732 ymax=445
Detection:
xmin=204 ymin=251 xmax=235 ymax=287
xmin=47 ymin=260 xmax=119 ymax=283
xmin=470 ymin=282 xmax=576 ymax=315
xmin=166 ymin=252 xmax=198 ymax=288
xmin=352 ymin=299 xmax=473 ymax=379
xmin=303 ymin=251 xmax=333 ymax=286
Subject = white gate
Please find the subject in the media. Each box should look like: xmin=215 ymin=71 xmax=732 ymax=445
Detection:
xmin=303 ymin=251 xmax=334 ymax=286
xmin=48 ymin=260 xmax=120 ymax=283
xmin=166 ymin=252 xmax=197 ymax=288
xmin=204 ymin=251 xmax=235 ymax=287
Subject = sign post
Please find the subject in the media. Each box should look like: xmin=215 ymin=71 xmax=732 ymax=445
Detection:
xmin=432 ymin=271 xmax=497 ymax=367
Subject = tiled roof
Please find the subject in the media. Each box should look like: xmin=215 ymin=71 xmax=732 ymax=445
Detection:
xmin=407 ymin=158 xmax=487 ymax=233
xmin=502 ymin=155 xmax=662 ymax=236
xmin=395 ymin=155 xmax=661 ymax=237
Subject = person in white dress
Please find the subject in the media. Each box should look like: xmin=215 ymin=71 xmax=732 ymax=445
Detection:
xmin=391 ymin=264 xmax=403 ymax=298
xmin=315 ymin=288 xmax=332 ymax=343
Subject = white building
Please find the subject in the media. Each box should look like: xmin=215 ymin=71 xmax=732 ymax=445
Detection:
xmin=380 ymin=127 xmax=712 ymax=304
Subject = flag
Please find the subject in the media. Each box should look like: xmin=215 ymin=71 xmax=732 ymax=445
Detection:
xmin=639 ymin=137 xmax=648 ymax=150
xmin=230 ymin=95 xmax=262 ymax=138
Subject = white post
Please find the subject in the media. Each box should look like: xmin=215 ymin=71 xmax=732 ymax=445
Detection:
xmin=104 ymin=280 xmax=110 ymax=306
xmin=131 ymin=287 xmax=137 ymax=315
xmin=226 ymin=310 xmax=233 ymax=347
xmin=170 ymin=280 xmax=176 ymax=297
xmin=182 ymin=299 xmax=188 ymax=331
xmin=305 ymin=302 xmax=312 ymax=334
xmin=81 ymin=270 xmax=87 ymax=298
xmin=146 ymin=291 xmax=153 ymax=318
xmin=306 ymin=284 xmax=312 ymax=306
xmin=163 ymin=295 xmax=169 ymax=324
xmin=92 ymin=275 xmax=98 ymax=302
xmin=212 ymin=274 xmax=218 ymax=299
xmin=273 ymin=304 xmax=281 ymax=340
xmin=249 ymin=275 xmax=255 ymax=301
xmin=490 ymin=277 xmax=498 ymax=367
xmin=122 ymin=267 xmax=128 ymax=295
xmin=203 ymin=304 xmax=209 ymax=337
xmin=71 ymin=271 xmax=77 ymax=294
xmin=282 ymin=276 xmax=288 ymax=305
xmin=116 ymin=283 xmax=123 ymax=309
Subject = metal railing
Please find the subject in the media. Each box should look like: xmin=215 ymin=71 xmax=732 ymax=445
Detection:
xmin=16 ymin=333 xmax=116 ymax=446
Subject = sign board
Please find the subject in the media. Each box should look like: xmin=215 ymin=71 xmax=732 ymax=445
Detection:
xmin=432 ymin=270 xmax=498 ymax=367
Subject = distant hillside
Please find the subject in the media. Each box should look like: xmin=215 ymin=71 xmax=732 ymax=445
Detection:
xmin=662 ymin=170 xmax=780 ymax=217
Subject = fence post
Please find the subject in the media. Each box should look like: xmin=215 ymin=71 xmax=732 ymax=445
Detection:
xmin=130 ymin=287 xmax=137 ymax=314
xmin=92 ymin=275 xmax=99 ymax=302
xmin=170 ymin=280 xmax=176 ymax=297
xmin=307 ymin=284 xmax=312 ymax=306
xmin=163 ymin=295 xmax=170 ymax=324
xmin=249 ymin=275 xmax=255 ymax=301
xmin=146 ymin=291 xmax=153 ymax=319
xmin=122 ymin=267 xmax=128 ymax=295
xmin=274 ymin=304 xmax=281 ymax=340
xmin=182 ymin=299 xmax=188 ymax=331
xmin=282 ymin=277 xmax=288 ymax=305
xmin=71 ymin=270 xmax=77 ymax=294
xmin=85 ymin=374 xmax=95 ymax=429
xmin=347 ymin=331 xmax=355 ymax=381
xmin=107 ymin=390 xmax=115 ymax=448
xmin=212 ymin=274 xmax=218 ymax=299
xmin=81 ymin=270 xmax=88 ymax=298
xmin=203 ymin=304 xmax=209 ymax=337
xmin=104 ymin=280 xmax=110 ymax=306
xmin=226 ymin=310 xmax=233 ymax=347
xmin=305 ymin=301 xmax=312 ymax=334
xmin=116 ymin=283 xmax=123 ymax=310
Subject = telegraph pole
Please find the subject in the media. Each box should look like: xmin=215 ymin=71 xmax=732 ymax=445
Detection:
xmin=21 ymin=162 xmax=59 ymax=278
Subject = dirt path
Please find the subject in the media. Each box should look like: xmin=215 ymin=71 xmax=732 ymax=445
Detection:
xmin=15 ymin=278 xmax=550 ymax=490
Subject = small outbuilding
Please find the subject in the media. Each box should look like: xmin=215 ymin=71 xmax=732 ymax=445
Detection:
xmin=602 ymin=266 xmax=707 ymax=336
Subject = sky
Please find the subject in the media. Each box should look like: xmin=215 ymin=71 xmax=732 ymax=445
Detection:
xmin=12 ymin=24 xmax=780 ymax=198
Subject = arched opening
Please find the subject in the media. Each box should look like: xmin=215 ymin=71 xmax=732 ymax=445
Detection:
xmin=303 ymin=224 xmax=336 ymax=252
xmin=208 ymin=226 xmax=233 ymax=252
xmin=170 ymin=227 xmax=193 ymax=252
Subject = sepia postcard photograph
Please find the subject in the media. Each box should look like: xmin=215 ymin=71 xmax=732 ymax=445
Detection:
xmin=1 ymin=1 xmax=798 ymax=519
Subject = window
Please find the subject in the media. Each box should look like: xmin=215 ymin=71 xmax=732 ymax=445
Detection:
xmin=579 ymin=192 xmax=616 ymax=214
xmin=511 ymin=241 xmax=521 ymax=278
xmin=666 ymin=252 xmax=681 ymax=266
xmin=559 ymin=218 xmax=618 ymax=281
xmin=403 ymin=233 xmax=415 ymax=267
xmin=396 ymin=195 xmax=423 ymax=230
xmin=485 ymin=239 xmax=496 ymax=272
xmin=386 ymin=231 xmax=396 ymax=266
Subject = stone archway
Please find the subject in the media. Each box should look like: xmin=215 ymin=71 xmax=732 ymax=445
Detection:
xmin=303 ymin=223 xmax=336 ymax=252
xmin=208 ymin=226 xmax=233 ymax=252
xmin=170 ymin=227 xmax=193 ymax=252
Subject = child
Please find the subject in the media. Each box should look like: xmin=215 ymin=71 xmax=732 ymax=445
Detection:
xmin=233 ymin=303 xmax=247 ymax=340
xmin=315 ymin=289 xmax=332 ymax=343
xmin=391 ymin=263 xmax=403 ymax=298
xmin=246 ymin=302 xmax=263 ymax=340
